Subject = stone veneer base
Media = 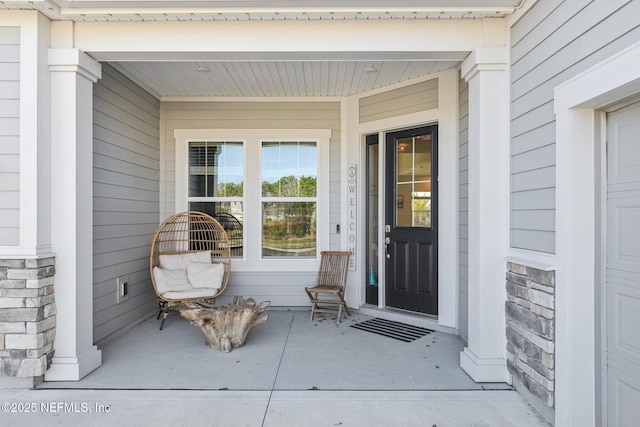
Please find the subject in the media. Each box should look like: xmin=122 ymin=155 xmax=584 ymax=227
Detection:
xmin=0 ymin=257 xmax=56 ymax=383
xmin=505 ymin=261 xmax=555 ymax=410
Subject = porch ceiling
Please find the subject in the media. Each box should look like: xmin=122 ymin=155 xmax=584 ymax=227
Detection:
xmin=112 ymin=59 xmax=462 ymax=97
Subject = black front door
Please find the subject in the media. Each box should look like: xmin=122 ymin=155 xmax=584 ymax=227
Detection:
xmin=384 ymin=125 xmax=438 ymax=315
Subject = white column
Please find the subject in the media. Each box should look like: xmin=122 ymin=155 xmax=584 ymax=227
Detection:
xmin=45 ymin=49 xmax=102 ymax=381
xmin=342 ymin=96 xmax=360 ymax=309
xmin=459 ymin=48 xmax=511 ymax=383
xmin=437 ymin=68 xmax=460 ymax=328
xmin=0 ymin=11 xmax=52 ymax=257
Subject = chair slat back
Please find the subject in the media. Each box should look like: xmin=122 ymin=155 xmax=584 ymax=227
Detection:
xmin=316 ymin=251 xmax=351 ymax=288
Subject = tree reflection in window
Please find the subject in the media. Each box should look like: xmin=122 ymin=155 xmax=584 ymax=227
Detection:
xmin=261 ymin=142 xmax=317 ymax=258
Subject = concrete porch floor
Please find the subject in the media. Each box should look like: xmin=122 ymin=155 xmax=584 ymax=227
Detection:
xmin=0 ymin=309 xmax=551 ymax=426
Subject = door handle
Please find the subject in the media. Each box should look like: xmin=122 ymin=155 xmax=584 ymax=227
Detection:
xmin=385 ymin=237 xmax=391 ymax=259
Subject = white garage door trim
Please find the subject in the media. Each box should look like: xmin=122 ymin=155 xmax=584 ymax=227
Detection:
xmin=554 ymin=40 xmax=640 ymax=427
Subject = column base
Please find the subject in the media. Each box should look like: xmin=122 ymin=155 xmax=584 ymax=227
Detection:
xmin=460 ymin=347 xmax=511 ymax=383
xmin=44 ymin=346 xmax=102 ymax=381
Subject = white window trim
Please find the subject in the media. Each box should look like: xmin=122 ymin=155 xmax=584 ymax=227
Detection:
xmin=174 ymin=128 xmax=331 ymax=272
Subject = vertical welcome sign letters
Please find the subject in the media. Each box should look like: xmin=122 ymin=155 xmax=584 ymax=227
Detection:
xmin=347 ymin=165 xmax=357 ymax=271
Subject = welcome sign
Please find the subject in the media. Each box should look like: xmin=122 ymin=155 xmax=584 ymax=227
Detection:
xmin=347 ymin=164 xmax=357 ymax=271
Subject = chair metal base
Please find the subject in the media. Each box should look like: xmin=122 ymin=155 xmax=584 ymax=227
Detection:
xmin=157 ymin=298 xmax=217 ymax=330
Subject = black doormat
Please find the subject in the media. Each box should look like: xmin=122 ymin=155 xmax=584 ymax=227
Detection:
xmin=350 ymin=318 xmax=434 ymax=343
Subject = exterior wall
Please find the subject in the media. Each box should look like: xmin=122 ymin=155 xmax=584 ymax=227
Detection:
xmin=510 ymin=0 xmax=640 ymax=254
xmin=358 ymin=79 xmax=438 ymax=124
xmin=93 ymin=64 xmax=160 ymax=342
xmin=0 ymin=258 xmax=55 ymax=380
xmin=510 ymin=1 xmax=640 ymax=419
xmin=552 ymin=39 xmax=640 ymax=427
xmin=0 ymin=27 xmax=20 ymax=246
xmin=505 ymin=262 xmax=555 ymax=411
xmin=457 ymin=73 xmax=469 ymax=343
xmin=162 ymin=100 xmax=341 ymax=306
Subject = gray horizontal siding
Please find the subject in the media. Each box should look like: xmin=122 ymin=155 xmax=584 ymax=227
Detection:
xmin=458 ymin=73 xmax=469 ymax=343
xmin=162 ymin=100 xmax=341 ymax=304
xmin=93 ymin=63 xmax=160 ymax=343
xmin=509 ymin=0 xmax=640 ymax=254
xmin=359 ymin=79 xmax=438 ymax=123
xmin=213 ymin=272 xmax=318 ymax=307
xmin=0 ymin=27 xmax=20 ymax=246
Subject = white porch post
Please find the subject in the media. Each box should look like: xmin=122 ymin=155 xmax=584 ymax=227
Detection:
xmin=45 ymin=49 xmax=102 ymax=381
xmin=459 ymin=48 xmax=511 ymax=382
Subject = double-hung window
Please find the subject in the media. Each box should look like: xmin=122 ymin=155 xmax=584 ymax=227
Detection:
xmin=174 ymin=129 xmax=330 ymax=272
xmin=187 ymin=141 xmax=244 ymax=256
xmin=261 ymin=141 xmax=317 ymax=258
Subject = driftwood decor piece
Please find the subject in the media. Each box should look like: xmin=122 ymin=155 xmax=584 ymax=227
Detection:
xmin=180 ymin=296 xmax=270 ymax=352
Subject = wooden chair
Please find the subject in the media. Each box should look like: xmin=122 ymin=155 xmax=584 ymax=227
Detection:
xmin=150 ymin=211 xmax=231 ymax=329
xmin=305 ymin=251 xmax=352 ymax=324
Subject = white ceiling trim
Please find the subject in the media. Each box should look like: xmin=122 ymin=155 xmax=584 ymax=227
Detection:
xmin=161 ymin=95 xmax=346 ymax=102
xmin=93 ymin=51 xmax=470 ymax=62
xmin=1 ymin=0 xmax=522 ymax=21
xmin=57 ymin=0 xmax=521 ymax=5
xmin=59 ymin=11 xmax=511 ymax=22
xmin=72 ymin=18 xmax=502 ymax=63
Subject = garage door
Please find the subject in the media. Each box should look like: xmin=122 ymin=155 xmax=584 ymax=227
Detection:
xmin=606 ymin=101 xmax=640 ymax=426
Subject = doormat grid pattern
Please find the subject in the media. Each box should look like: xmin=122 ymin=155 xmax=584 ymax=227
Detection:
xmin=350 ymin=318 xmax=434 ymax=343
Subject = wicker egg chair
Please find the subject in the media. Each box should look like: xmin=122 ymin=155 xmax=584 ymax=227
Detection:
xmin=150 ymin=211 xmax=231 ymax=329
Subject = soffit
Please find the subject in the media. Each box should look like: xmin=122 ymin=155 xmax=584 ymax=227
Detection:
xmin=1 ymin=1 xmax=523 ymax=21
xmin=114 ymin=60 xmax=460 ymax=97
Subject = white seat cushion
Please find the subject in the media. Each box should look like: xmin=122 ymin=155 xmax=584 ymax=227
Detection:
xmin=158 ymin=253 xmax=185 ymax=270
xmin=152 ymin=267 xmax=192 ymax=294
xmin=159 ymin=251 xmax=212 ymax=270
xmin=183 ymin=251 xmax=212 ymax=264
xmin=162 ymin=288 xmax=219 ymax=300
xmin=187 ymin=262 xmax=224 ymax=290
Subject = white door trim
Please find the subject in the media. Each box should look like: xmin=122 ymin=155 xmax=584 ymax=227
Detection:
xmin=347 ymin=69 xmax=459 ymax=329
xmin=554 ymin=40 xmax=640 ymax=427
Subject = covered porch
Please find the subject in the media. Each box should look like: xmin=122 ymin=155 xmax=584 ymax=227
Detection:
xmin=0 ymin=308 xmax=549 ymax=426
xmin=2 ymin=2 xmax=514 ymax=404
xmin=43 ymin=309 xmax=503 ymax=391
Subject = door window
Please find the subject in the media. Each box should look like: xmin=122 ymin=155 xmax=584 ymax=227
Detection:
xmin=395 ymin=134 xmax=432 ymax=228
